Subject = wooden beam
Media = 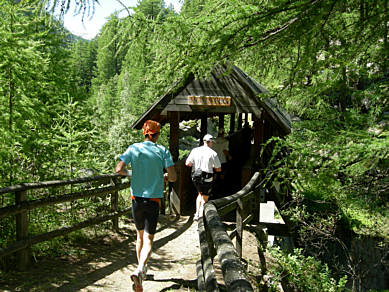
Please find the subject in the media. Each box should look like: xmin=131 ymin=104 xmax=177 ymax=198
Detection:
xmin=204 ymin=203 xmax=253 ymax=291
xmin=237 ymin=113 xmax=242 ymax=130
xmin=253 ymin=113 xmax=263 ymax=164
xmin=218 ymin=114 xmax=224 ymax=131
xmin=198 ymin=218 xmax=219 ymax=292
xmin=200 ymin=116 xmax=207 ymax=145
xmin=168 ymin=111 xmax=180 ymax=162
xmin=229 ymin=114 xmax=235 ymax=133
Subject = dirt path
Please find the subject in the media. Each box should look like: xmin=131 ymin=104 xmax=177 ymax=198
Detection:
xmin=0 ymin=215 xmax=261 ymax=292
xmin=1 ymin=215 xmax=199 ymax=292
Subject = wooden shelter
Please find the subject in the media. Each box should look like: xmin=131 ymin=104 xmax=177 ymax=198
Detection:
xmin=132 ymin=64 xmax=291 ymax=215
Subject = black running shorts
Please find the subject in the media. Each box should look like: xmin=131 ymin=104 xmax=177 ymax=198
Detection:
xmin=193 ymin=180 xmax=213 ymax=197
xmin=131 ymin=196 xmax=160 ymax=234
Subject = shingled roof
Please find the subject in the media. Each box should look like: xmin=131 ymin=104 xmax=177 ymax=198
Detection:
xmin=131 ymin=64 xmax=291 ymax=134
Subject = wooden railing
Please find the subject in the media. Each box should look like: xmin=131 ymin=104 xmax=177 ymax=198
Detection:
xmin=196 ymin=172 xmax=264 ymax=292
xmin=0 ymin=174 xmax=130 ymax=270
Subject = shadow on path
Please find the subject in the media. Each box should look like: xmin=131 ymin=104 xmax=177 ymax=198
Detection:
xmin=0 ymin=215 xmax=196 ymax=291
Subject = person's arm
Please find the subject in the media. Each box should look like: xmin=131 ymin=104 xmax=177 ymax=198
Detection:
xmin=165 ymin=165 xmax=177 ymax=182
xmin=213 ymin=154 xmax=222 ymax=172
xmin=223 ymin=149 xmax=232 ymax=160
xmin=185 ymin=150 xmax=194 ymax=167
xmin=115 ymin=160 xmax=130 ymax=176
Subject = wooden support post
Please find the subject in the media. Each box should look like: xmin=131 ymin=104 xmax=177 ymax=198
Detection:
xmin=254 ymin=226 xmax=268 ymax=274
xmin=229 ymin=113 xmax=235 ymax=134
xmin=168 ymin=111 xmax=180 ymax=215
xmin=253 ymin=114 xmax=263 ymax=161
xmin=237 ymin=113 xmax=243 ymax=130
xmin=15 ymin=190 xmax=29 ymax=270
xmin=168 ymin=111 xmax=180 ymax=162
xmin=200 ymin=116 xmax=207 ymax=145
xmin=236 ymin=198 xmax=243 ymax=259
xmin=218 ymin=114 xmax=224 ymax=131
xmin=111 ymin=177 xmax=119 ymax=231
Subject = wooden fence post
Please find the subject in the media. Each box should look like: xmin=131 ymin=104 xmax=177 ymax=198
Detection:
xmin=111 ymin=177 xmax=119 ymax=231
xmin=15 ymin=190 xmax=29 ymax=270
xmin=236 ymin=198 xmax=243 ymax=259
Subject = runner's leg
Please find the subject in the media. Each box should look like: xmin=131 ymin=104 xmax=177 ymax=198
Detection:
xmin=135 ymin=229 xmax=144 ymax=263
xmin=198 ymin=193 xmax=209 ymax=218
xmin=195 ymin=193 xmax=202 ymax=218
xmin=138 ymin=232 xmax=154 ymax=270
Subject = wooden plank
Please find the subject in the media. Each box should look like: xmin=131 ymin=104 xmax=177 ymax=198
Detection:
xmin=187 ymin=96 xmax=231 ymax=107
xmin=0 ymin=174 xmax=123 ymax=195
xmin=169 ymin=188 xmax=181 ymax=215
xmin=0 ymin=182 xmax=131 ymax=219
xmin=161 ymin=104 xmax=192 ymax=114
xmin=261 ymin=222 xmax=292 ymax=237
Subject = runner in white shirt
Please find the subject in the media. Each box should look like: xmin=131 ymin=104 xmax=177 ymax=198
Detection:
xmin=186 ymin=134 xmax=221 ymax=220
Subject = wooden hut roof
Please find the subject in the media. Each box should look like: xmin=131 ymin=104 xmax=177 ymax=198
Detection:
xmin=131 ymin=64 xmax=291 ymax=134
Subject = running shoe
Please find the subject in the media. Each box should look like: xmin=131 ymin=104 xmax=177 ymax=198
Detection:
xmin=131 ymin=269 xmax=143 ymax=292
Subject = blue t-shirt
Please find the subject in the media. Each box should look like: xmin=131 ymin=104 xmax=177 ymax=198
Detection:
xmin=120 ymin=141 xmax=174 ymax=198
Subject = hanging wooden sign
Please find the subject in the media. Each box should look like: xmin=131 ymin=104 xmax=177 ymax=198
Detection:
xmin=187 ymin=96 xmax=231 ymax=106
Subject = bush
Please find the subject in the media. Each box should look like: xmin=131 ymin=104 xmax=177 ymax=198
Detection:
xmin=267 ymin=247 xmax=348 ymax=292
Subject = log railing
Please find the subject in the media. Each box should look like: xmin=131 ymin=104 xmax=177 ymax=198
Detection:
xmin=0 ymin=173 xmax=130 ymax=270
xmin=196 ymin=172 xmax=264 ymax=292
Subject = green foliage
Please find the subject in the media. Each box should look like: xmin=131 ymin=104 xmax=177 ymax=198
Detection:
xmin=69 ymin=39 xmax=97 ymax=95
xmin=266 ymin=100 xmax=388 ymax=237
xmin=267 ymin=246 xmax=348 ymax=292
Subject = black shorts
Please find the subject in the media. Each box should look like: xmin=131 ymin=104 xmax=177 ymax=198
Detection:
xmin=131 ymin=196 xmax=160 ymax=234
xmin=193 ymin=180 xmax=213 ymax=197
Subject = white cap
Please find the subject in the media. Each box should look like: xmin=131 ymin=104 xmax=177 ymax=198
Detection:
xmin=203 ymin=134 xmax=214 ymax=141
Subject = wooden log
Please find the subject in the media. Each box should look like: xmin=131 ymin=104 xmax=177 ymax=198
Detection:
xmin=212 ymin=172 xmax=260 ymax=209
xmin=196 ymin=259 xmax=206 ymax=291
xmin=236 ymin=199 xmax=243 ymax=259
xmin=0 ymin=174 xmax=123 ymax=195
xmin=204 ymin=202 xmax=253 ymax=291
xmin=198 ymin=217 xmax=219 ymax=292
xmin=0 ymin=207 xmax=132 ymax=258
xmin=0 ymin=182 xmax=130 ymax=219
xmin=111 ymin=177 xmax=119 ymax=231
xmin=15 ymin=190 xmax=29 ymax=270
xmin=218 ymin=192 xmax=254 ymax=217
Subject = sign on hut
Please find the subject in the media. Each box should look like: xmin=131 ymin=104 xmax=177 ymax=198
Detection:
xmin=131 ymin=63 xmax=291 ymax=215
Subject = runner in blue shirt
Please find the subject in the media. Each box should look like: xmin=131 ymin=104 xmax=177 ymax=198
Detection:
xmin=116 ymin=120 xmax=177 ymax=292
